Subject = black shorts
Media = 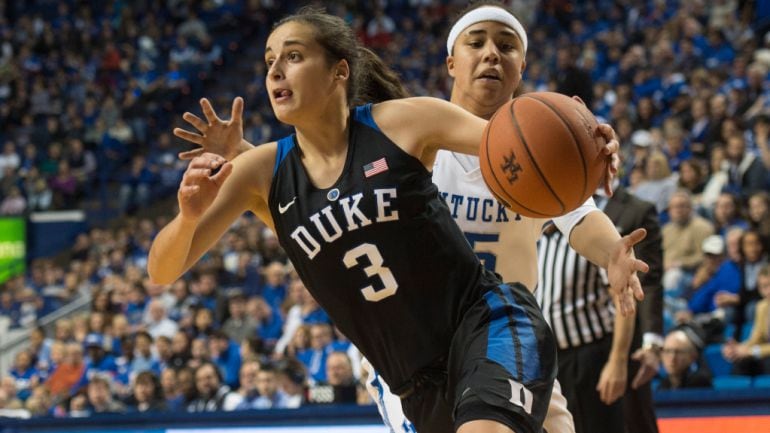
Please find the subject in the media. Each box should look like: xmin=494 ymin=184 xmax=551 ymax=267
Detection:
xmin=398 ymin=282 xmax=557 ymax=433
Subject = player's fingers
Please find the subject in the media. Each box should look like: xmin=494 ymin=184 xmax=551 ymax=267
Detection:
xmin=631 ymin=276 xmax=645 ymax=301
xmin=597 ymin=124 xmax=618 ymax=143
xmin=231 ymin=97 xmax=244 ymax=126
xmin=624 ymin=228 xmax=647 ymax=247
xmin=200 ymin=98 xmax=222 ymax=124
xmin=174 ymin=128 xmax=204 ymax=145
xmin=178 ymin=184 xmax=200 ymax=197
xmin=631 ymin=369 xmax=645 ymax=390
xmin=572 ymin=95 xmax=586 ymax=106
xmin=210 ymin=162 xmax=233 ymax=187
xmin=183 ymin=168 xmax=212 ymax=182
xmin=183 ymin=112 xmax=208 ymax=132
xmin=601 ymin=138 xmax=619 ymax=155
xmin=178 ymin=149 xmax=204 ymax=160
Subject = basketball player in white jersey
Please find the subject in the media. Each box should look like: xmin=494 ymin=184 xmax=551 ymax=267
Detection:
xmin=362 ymin=3 xmax=644 ymax=433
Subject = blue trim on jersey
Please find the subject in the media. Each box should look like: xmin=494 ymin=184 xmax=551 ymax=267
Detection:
xmin=483 ymin=285 xmax=540 ymax=383
xmin=370 ymin=371 xmax=396 ymax=433
xmin=353 ymin=104 xmax=381 ymax=132
xmin=274 ymin=135 xmax=296 ymax=175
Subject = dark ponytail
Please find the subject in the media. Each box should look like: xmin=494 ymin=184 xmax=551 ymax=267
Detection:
xmin=274 ymin=7 xmax=409 ymax=105
xmin=353 ymin=46 xmax=409 ymax=104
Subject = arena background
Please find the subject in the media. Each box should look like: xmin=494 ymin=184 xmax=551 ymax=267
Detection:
xmin=1 ymin=0 xmax=770 ymax=432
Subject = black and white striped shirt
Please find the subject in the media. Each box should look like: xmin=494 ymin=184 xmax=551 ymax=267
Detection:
xmin=536 ymin=228 xmax=615 ymax=350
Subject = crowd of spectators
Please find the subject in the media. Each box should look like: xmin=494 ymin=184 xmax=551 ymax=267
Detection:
xmin=1 ymin=0 xmax=770 ymax=419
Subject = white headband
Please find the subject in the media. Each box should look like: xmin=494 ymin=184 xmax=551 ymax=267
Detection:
xmin=446 ymin=6 xmax=528 ymax=56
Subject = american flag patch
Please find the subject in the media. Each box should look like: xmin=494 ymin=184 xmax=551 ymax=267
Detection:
xmin=363 ymin=157 xmax=389 ymax=178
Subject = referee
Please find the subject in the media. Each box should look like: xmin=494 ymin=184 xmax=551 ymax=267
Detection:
xmin=537 ymin=190 xmax=637 ymax=433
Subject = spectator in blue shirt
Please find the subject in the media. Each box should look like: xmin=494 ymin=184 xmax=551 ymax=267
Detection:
xmin=209 ymin=331 xmax=241 ymax=389
xmin=9 ymin=350 xmax=39 ymax=401
xmin=251 ymin=364 xmax=293 ymax=410
xmin=686 ymin=235 xmax=742 ymax=315
xmin=75 ymin=333 xmax=118 ymax=390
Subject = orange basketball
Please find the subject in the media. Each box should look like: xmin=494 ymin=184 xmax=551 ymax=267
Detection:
xmin=479 ymin=91 xmax=608 ymax=218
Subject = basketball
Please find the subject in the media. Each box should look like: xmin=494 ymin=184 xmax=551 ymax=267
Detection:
xmin=479 ymin=91 xmax=608 ymax=218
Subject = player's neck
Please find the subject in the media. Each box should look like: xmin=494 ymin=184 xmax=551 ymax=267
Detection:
xmin=294 ymin=105 xmax=349 ymax=159
xmin=449 ymin=93 xmax=496 ymax=120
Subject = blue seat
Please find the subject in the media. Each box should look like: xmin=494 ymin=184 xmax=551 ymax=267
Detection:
xmin=704 ymin=344 xmax=733 ymax=377
xmin=713 ymin=375 xmax=752 ymax=390
xmin=753 ymin=375 xmax=770 ymax=388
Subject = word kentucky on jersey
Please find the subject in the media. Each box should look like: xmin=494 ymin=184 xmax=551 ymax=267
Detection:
xmin=439 ymin=192 xmax=513 ymax=223
xmin=290 ymin=188 xmax=399 ymax=259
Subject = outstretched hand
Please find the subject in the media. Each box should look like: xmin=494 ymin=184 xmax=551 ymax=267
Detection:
xmin=175 ymin=97 xmax=246 ymax=161
xmin=607 ymin=228 xmax=649 ymax=316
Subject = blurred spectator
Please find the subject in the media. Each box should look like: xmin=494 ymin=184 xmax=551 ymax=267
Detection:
xmin=8 ymin=350 xmax=39 ymax=401
xmin=189 ymin=337 xmax=211 ymax=371
xmin=712 ymin=192 xmax=749 ymax=236
xmin=49 ymin=161 xmax=78 ymax=209
xmin=169 ymin=331 xmax=192 ymax=370
xmin=724 ymin=133 xmax=769 ymax=198
xmin=222 ymin=291 xmax=257 ymax=344
xmin=0 ymin=376 xmax=23 ymax=410
xmin=259 ymin=262 xmax=288 ymax=309
xmin=720 ymin=230 xmax=770 ymax=339
xmin=46 ymin=342 xmax=85 ymax=399
xmin=130 ymin=331 xmax=162 ymax=377
xmin=86 ymin=375 xmax=125 ymax=414
xmin=208 ymin=331 xmax=241 ymax=389
xmin=556 ymin=46 xmax=593 ymax=108
xmin=247 ymin=296 xmax=283 ymax=349
xmin=126 ymin=371 xmax=167 ymax=413
xmin=297 ymin=323 xmax=335 ymax=384
xmin=251 ymin=364 xmax=293 ymax=409
xmin=276 ymin=358 xmax=306 ymax=408
xmin=658 ymin=327 xmax=712 ymax=390
xmin=77 ymin=333 xmax=118 ymax=389
xmin=748 ymin=192 xmax=770 ymax=244
xmin=145 ymin=298 xmax=179 ymax=340
xmin=160 ymin=368 xmax=182 ymax=411
xmin=233 ymin=360 xmax=260 ymax=410
xmin=175 ymin=367 xmax=197 ymax=411
xmin=722 ymin=265 xmax=770 ymax=375
xmin=633 ymin=151 xmax=678 ymax=213
xmin=662 ymin=190 xmax=715 ymax=295
xmin=320 ymin=351 xmax=358 ymax=404
xmin=186 ymin=362 xmax=240 ymax=412
xmin=0 ymin=186 xmax=26 ymax=215
xmin=275 ymin=279 xmax=330 ymax=356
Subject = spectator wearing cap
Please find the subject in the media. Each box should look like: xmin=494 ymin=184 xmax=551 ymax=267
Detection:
xmin=221 ymin=291 xmax=257 ymax=345
xmin=683 ymin=235 xmax=741 ymax=321
xmin=75 ymin=333 xmax=118 ymax=390
xmin=658 ymin=327 xmax=712 ymax=390
xmin=722 ymin=264 xmax=770 ymax=376
xmin=624 ymin=129 xmax=653 ymax=178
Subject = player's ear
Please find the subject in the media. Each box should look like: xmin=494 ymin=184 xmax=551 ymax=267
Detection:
xmin=520 ymin=59 xmax=527 ymax=76
xmin=334 ymin=59 xmax=350 ymax=81
xmin=446 ymin=55 xmax=456 ymax=78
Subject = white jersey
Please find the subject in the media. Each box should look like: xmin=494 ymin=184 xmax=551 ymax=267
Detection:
xmin=365 ymin=150 xmax=594 ymax=433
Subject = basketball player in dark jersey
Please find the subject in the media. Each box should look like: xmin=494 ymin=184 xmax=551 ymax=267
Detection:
xmin=150 ymin=8 xmax=647 ymax=433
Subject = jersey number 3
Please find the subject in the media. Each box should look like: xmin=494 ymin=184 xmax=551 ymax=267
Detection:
xmin=343 ymin=243 xmax=399 ymax=302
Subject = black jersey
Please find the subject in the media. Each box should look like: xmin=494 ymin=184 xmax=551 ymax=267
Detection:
xmin=269 ymin=104 xmax=499 ymax=389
